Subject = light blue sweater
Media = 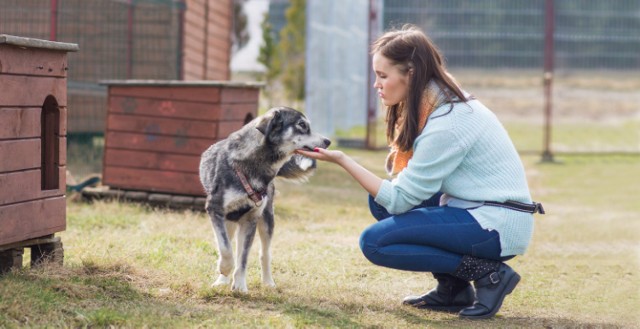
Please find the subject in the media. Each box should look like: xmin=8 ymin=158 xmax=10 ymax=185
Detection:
xmin=375 ymin=98 xmax=535 ymax=256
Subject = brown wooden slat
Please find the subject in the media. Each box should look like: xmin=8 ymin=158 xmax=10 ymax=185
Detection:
xmin=0 ymin=107 xmax=68 ymax=139
xmin=0 ymin=196 xmax=66 ymax=246
xmin=58 ymin=137 xmax=67 ymax=166
xmin=107 ymin=114 xmax=217 ymax=139
xmin=0 ymin=139 xmax=40 ymax=173
xmin=104 ymin=149 xmax=201 ymax=173
xmin=0 ymin=45 xmax=68 ymax=77
xmin=0 ymin=75 xmax=67 ymax=106
xmin=103 ymin=166 xmax=205 ymax=196
xmin=0 ymin=108 xmax=40 ymax=139
xmin=0 ymin=167 xmax=65 ymax=206
xmin=108 ymin=86 xmax=221 ymax=103
xmin=107 ymin=95 xmax=213 ymax=118
xmin=221 ymin=87 xmax=259 ymax=103
xmin=217 ymin=120 xmax=248 ymax=139
xmin=220 ymin=103 xmax=258 ymax=121
xmin=105 ymin=131 xmax=214 ymax=156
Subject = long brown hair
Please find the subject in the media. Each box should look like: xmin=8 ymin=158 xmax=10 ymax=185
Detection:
xmin=371 ymin=24 xmax=467 ymax=152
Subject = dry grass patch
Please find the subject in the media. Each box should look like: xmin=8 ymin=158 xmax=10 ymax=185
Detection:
xmin=1 ymin=151 xmax=639 ymax=328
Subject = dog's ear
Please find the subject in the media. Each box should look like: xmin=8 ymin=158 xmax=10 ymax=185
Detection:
xmin=256 ymin=109 xmax=283 ymax=142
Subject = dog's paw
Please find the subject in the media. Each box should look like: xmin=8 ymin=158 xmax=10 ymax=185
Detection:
xmin=263 ymin=280 xmax=276 ymax=288
xmin=262 ymin=276 xmax=276 ymax=288
xmin=212 ymin=274 xmax=231 ymax=286
xmin=231 ymin=281 xmax=248 ymax=293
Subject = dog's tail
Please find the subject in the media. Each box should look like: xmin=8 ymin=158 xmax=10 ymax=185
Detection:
xmin=276 ymin=154 xmax=316 ymax=183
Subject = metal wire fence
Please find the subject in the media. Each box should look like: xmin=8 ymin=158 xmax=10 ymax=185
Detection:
xmin=0 ymin=0 xmax=184 ymax=133
xmin=384 ymin=0 xmax=640 ymax=155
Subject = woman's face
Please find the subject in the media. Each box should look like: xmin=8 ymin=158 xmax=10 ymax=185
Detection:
xmin=372 ymin=52 xmax=411 ymax=107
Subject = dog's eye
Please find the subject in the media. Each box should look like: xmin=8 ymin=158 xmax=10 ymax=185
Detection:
xmin=298 ymin=121 xmax=308 ymax=131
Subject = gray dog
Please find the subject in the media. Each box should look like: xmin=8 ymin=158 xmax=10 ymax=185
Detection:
xmin=199 ymin=107 xmax=331 ymax=292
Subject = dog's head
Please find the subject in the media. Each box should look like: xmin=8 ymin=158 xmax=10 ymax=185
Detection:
xmin=255 ymin=107 xmax=331 ymax=154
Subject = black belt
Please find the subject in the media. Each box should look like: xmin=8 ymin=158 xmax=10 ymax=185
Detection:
xmin=483 ymin=200 xmax=545 ymax=214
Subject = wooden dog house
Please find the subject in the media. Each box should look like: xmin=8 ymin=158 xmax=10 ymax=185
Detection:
xmin=0 ymin=35 xmax=78 ymax=272
xmin=100 ymin=80 xmax=262 ymax=200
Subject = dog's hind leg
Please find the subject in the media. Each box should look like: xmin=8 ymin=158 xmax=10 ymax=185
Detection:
xmin=232 ymin=219 xmax=258 ymax=292
xmin=258 ymin=206 xmax=276 ymax=288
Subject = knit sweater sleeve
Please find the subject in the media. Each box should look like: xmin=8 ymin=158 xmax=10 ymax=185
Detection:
xmin=375 ymin=121 xmax=467 ymax=214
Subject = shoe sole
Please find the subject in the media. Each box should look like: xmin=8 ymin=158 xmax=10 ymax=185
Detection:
xmin=459 ymin=272 xmax=521 ymax=320
xmin=412 ymin=304 xmax=471 ymax=313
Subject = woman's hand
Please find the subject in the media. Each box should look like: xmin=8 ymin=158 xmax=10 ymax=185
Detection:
xmin=296 ymin=147 xmax=382 ymax=197
xmin=295 ymin=148 xmax=345 ymax=164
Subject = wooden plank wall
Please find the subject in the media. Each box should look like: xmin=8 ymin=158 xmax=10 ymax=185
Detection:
xmin=0 ymin=44 xmax=67 ymax=246
xmin=183 ymin=0 xmax=232 ymax=80
xmin=102 ymin=84 xmax=259 ymax=196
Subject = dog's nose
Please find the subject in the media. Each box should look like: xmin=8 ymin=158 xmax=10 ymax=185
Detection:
xmin=323 ymin=138 xmax=331 ymax=148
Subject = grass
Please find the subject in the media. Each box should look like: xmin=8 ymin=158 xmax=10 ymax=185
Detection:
xmin=3 ymin=71 xmax=639 ymax=327
xmin=1 ymin=149 xmax=639 ymax=328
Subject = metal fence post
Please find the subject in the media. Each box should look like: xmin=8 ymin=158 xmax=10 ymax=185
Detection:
xmin=541 ymin=0 xmax=555 ymax=162
xmin=177 ymin=0 xmax=186 ymax=80
xmin=127 ymin=0 xmax=135 ymax=79
xmin=366 ymin=0 xmax=380 ymax=150
xmin=50 ymin=0 xmax=58 ymax=41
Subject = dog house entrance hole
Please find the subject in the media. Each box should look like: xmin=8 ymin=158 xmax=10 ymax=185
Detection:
xmin=41 ymin=95 xmax=60 ymax=190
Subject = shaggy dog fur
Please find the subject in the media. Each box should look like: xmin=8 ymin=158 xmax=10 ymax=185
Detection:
xmin=199 ymin=107 xmax=331 ymax=292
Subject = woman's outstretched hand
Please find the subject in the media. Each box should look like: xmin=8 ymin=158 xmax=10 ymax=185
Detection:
xmin=295 ymin=147 xmax=345 ymax=164
xmin=296 ymin=147 xmax=382 ymax=197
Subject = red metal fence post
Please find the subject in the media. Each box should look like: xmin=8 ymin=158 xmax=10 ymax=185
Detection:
xmin=177 ymin=0 xmax=186 ymax=80
xmin=541 ymin=0 xmax=555 ymax=162
xmin=50 ymin=0 xmax=58 ymax=41
xmin=127 ymin=0 xmax=135 ymax=79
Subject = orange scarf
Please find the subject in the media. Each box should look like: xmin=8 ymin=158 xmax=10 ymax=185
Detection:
xmin=385 ymin=84 xmax=447 ymax=176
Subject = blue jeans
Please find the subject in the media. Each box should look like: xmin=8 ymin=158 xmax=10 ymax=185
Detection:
xmin=360 ymin=193 xmax=511 ymax=274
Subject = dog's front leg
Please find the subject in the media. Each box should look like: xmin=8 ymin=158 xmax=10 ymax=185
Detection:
xmin=232 ymin=219 xmax=257 ymax=293
xmin=258 ymin=207 xmax=276 ymax=288
xmin=209 ymin=212 xmax=234 ymax=286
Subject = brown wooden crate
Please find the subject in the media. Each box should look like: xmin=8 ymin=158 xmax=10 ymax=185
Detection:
xmin=103 ymin=166 xmax=204 ymax=196
xmin=107 ymin=114 xmax=217 ymax=139
xmin=107 ymin=96 xmax=222 ymax=121
xmin=105 ymin=131 xmax=214 ymax=156
xmin=0 ymin=45 xmax=68 ymax=77
xmin=0 ymin=75 xmax=67 ymax=106
xmin=109 ymin=86 xmax=221 ymax=103
xmin=0 ymin=167 xmax=65 ymax=206
xmin=104 ymin=149 xmax=201 ymax=173
xmin=0 ymin=139 xmax=40 ymax=173
xmin=0 ymin=196 xmax=66 ymax=246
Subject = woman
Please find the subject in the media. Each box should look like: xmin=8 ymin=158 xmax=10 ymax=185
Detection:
xmin=296 ymin=24 xmax=543 ymax=320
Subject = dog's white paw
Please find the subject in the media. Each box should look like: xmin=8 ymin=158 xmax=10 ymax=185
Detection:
xmin=262 ymin=276 xmax=276 ymax=288
xmin=231 ymin=281 xmax=248 ymax=293
xmin=263 ymin=280 xmax=276 ymax=288
xmin=212 ymin=274 xmax=231 ymax=286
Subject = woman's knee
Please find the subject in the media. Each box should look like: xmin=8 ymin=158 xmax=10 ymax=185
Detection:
xmin=359 ymin=224 xmax=381 ymax=262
